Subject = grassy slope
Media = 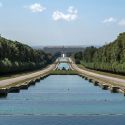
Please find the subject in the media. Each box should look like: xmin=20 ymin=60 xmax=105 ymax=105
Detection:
xmin=0 ymin=65 xmax=51 ymax=81
xmin=50 ymin=70 xmax=78 ymax=75
xmin=0 ymin=69 xmax=42 ymax=81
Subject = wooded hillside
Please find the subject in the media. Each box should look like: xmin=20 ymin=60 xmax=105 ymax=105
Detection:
xmin=0 ymin=37 xmax=53 ymax=74
xmin=74 ymin=32 xmax=125 ymax=74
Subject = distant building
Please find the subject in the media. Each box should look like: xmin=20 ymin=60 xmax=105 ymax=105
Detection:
xmin=43 ymin=46 xmax=85 ymax=56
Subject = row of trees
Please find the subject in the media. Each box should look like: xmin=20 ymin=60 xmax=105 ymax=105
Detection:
xmin=0 ymin=37 xmax=54 ymax=74
xmin=74 ymin=32 xmax=125 ymax=74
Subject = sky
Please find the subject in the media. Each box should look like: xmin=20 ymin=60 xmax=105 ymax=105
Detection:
xmin=0 ymin=0 xmax=125 ymax=46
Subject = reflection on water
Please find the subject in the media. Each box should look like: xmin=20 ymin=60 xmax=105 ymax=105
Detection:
xmin=0 ymin=75 xmax=125 ymax=115
xmin=58 ymin=63 xmax=70 ymax=70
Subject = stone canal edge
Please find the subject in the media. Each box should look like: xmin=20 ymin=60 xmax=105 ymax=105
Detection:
xmin=0 ymin=64 xmax=56 ymax=96
xmin=1 ymin=58 xmax=125 ymax=96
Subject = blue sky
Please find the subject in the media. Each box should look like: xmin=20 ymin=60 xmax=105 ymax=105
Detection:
xmin=0 ymin=0 xmax=125 ymax=46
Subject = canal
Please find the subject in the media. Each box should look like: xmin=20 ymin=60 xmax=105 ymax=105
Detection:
xmin=0 ymin=75 xmax=125 ymax=124
xmin=57 ymin=63 xmax=70 ymax=70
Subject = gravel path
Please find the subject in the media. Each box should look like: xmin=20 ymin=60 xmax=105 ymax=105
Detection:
xmin=0 ymin=64 xmax=56 ymax=87
xmin=71 ymin=59 xmax=125 ymax=87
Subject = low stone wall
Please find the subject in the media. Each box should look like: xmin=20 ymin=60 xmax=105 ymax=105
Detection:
xmin=79 ymin=74 xmax=125 ymax=96
xmin=0 ymin=74 xmax=50 ymax=98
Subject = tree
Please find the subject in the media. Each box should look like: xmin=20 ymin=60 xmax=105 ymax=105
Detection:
xmin=0 ymin=37 xmax=54 ymax=74
xmin=74 ymin=32 xmax=125 ymax=74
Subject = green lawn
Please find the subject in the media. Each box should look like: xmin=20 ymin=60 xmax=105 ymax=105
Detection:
xmin=0 ymin=67 xmax=49 ymax=81
xmin=0 ymin=71 xmax=36 ymax=81
xmin=50 ymin=70 xmax=78 ymax=75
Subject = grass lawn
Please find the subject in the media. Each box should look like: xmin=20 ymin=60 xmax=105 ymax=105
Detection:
xmin=0 ymin=71 xmax=39 ymax=81
xmin=0 ymin=65 xmax=50 ymax=81
xmin=50 ymin=70 xmax=78 ymax=75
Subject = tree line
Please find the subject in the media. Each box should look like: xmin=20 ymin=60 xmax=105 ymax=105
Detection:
xmin=0 ymin=36 xmax=54 ymax=75
xmin=74 ymin=32 xmax=125 ymax=74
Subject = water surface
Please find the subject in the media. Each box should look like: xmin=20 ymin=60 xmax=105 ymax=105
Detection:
xmin=0 ymin=115 xmax=125 ymax=125
xmin=0 ymin=75 xmax=125 ymax=115
xmin=57 ymin=63 xmax=70 ymax=70
xmin=0 ymin=75 xmax=125 ymax=124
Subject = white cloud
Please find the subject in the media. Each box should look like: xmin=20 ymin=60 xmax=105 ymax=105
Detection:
xmin=68 ymin=6 xmax=78 ymax=14
xmin=103 ymin=17 xmax=125 ymax=27
xmin=103 ymin=17 xmax=117 ymax=23
xmin=52 ymin=6 xmax=78 ymax=22
xmin=25 ymin=3 xmax=46 ymax=13
xmin=0 ymin=2 xmax=3 ymax=7
xmin=118 ymin=19 xmax=125 ymax=26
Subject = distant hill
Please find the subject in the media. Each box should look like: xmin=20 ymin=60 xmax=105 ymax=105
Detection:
xmin=42 ymin=46 xmax=85 ymax=56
